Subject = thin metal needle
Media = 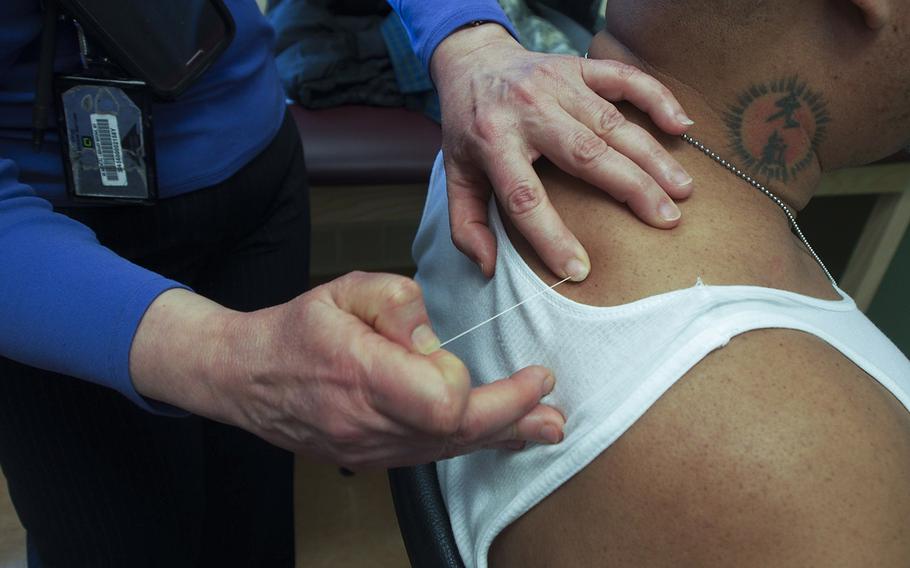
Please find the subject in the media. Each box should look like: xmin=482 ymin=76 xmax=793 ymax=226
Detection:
xmin=439 ymin=276 xmax=573 ymax=348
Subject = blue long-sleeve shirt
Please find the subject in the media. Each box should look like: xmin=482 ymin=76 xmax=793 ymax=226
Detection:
xmin=0 ymin=0 xmax=513 ymax=412
xmin=386 ymin=1 xmax=517 ymax=72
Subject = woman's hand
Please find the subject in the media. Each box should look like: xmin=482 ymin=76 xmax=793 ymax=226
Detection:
xmin=131 ymin=275 xmax=564 ymax=470
xmin=431 ymin=24 xmax=694 ymax=281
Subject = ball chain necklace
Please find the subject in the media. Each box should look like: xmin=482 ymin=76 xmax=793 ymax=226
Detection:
xmin=439 ymin=133 xmax=837 ymax=349
xmin=678 ymin=133 xmax=835 ymax=285
xmin=582 ymin=51 xmax=835 ymax=285
xmin=438 ymin=102 xmax=837 ymax=350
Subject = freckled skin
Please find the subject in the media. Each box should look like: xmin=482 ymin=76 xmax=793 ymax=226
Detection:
xmin=490 ymin=331 xmax=910 ymax=568
xmin=483 ymin=0 xmax=910 ymax=564
xmin=493 ymin=154 xmax=910 ymax=566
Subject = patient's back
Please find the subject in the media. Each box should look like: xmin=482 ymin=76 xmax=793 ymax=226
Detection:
xmin=428 ymin=0 xmax=910 ymax=562
xmin=413 ymin=148 xmax=910 ymax=566
xmin=490 ymin=330 xmax=910 ymax=566
xmin=487 ymin=161 xmax=910 ymax=567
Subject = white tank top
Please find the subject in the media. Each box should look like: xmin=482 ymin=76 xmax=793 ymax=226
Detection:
xmin=412 ymin=154 xmax=910 ymax=568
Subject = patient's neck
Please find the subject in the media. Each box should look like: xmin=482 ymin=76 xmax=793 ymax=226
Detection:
xmin=588 ymin=32 xmax=825 ymax=211
xmin=505 ymin=33 xmax=839 ymax=305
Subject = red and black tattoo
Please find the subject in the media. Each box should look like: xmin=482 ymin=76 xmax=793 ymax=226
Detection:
xmin=725 ymin=77 xmax=830 ymax=183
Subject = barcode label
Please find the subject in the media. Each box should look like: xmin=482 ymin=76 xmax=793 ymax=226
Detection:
xmin=90 ymin=113 xmax=127 ymax=187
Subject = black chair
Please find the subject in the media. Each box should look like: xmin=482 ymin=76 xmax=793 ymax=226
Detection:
xmin=388 ymin=464 xmax=465 ymax=568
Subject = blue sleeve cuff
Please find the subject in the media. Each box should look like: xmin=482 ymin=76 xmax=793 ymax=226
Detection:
xmin=0 ymin=157 xmax=192 ymax=416
xmin=114 ymin=281 xmax=192 ymax=416
xmin=389 ymin=1 xmax=520 ymax=73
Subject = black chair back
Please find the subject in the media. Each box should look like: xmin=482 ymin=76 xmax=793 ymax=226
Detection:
xmin=388 ymin=464 xmax=465 ymax=568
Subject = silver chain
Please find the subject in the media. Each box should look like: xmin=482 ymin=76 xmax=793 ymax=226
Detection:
xmin=680 ymin=133 xmax=836 ymax=285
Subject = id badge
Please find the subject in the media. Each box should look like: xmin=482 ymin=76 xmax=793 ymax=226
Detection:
xmin=54 ymin=75 xmax=158 ymax=204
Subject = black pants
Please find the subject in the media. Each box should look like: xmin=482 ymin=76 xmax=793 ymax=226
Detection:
xmin=0 ymin=111 xmax=309 ymax=567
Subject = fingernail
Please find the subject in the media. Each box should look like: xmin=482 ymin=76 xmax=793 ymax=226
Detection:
xmin=541 ymin=373 xmax=555 ymax=397
xmin=412 ymin=324 xmax=441 ymax=355
xmin=659 ymin=200 xmax=681 ymax=222
xmin=678 ymin=113 xmax=695 ymax=126
xmin=565 ymin=258 xmax=589 ymax=282
xmin=540 ymin=424 xmax=563 ymax=444
xmin=671 ymin=170 xmax=693 ymax=187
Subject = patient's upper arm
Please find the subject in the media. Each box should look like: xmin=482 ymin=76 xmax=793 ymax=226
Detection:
xmin=490 ymin=329 xmax=910 ymax=567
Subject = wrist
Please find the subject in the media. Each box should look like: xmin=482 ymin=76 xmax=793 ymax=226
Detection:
xmin=130 ymin=288 xmax=247 ymax=422
xmin=430 ymin=22 xmax=519 ymax=85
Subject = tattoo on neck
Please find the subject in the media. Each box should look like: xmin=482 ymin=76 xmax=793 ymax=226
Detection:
xmin=725 ymin=77 xmax=830 ymax=183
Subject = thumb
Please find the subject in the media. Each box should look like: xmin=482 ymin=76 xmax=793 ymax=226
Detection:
xmin=326 ymin=272 xmax=475 ymax=435
xmin=368 ymin=346 xmax=473 ymax=436
xmin=328 ymin=271 xmax=441 ymax=355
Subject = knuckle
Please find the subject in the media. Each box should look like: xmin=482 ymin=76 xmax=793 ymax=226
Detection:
xmin=472 ymin=111 xmax=501 ymax=144
xmin=568 ymin=131 xmax=610 ymax=167
xmin=510 ymin=77 xmax=539 ymax=108
xmin=504 ymin=181 xmax=543 ymax=217
xmin=450 ymin=230 xmax=474 ymax=260
xmin=610 ymin=60 xmax=640 ymax=82
xmin=531 ymin=59 xmax=562 ymax=82
xmin=594 ymin=105 xmax=626 ymax=138
xmin=449 ymin=214 xmax=470 ymax=245
xmin=430 ymin=390 xmax=464 ymax=437
xmin=382 ymin=276 xmax=421 ymax=309
xmin=437 ymin=431 xmax=472 ymax=462
xmin=340 ymin=270 xmax=366 ymax=286
xmin=434 ymin=408 xmax=463 ymax=438
xmin=452 ymin=417 xmax=482 ymax=448
xmin=510 ymin=62 xmax=562 ymax=108
xmin=323 ymin=416 xmax=361 ymax=447
xmin=340 ymin=270 xmax=372 ymax=293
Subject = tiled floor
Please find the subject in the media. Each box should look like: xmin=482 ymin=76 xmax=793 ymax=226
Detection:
xmin=0 ymin=457 xmax=409 ymax=567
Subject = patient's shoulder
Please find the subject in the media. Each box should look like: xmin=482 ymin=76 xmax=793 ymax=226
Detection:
xmin=491 ymin=329 xmax=910 ymax=567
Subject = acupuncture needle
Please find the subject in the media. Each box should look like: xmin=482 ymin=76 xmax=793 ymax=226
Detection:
xmin=439 ymin=276 xmax=573 ymax=348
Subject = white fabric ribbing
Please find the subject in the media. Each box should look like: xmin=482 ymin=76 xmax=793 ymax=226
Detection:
xmin=412 ymin=153 xmax=910 ymax=568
